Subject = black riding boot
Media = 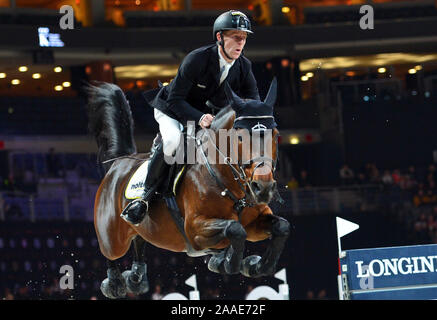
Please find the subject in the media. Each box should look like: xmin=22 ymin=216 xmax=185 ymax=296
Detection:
xmin=121 ymin=142 xmax=168 ymax=226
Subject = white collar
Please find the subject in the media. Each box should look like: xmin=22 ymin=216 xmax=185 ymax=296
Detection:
xmin=217 ymin=45 xmax=235 ymax=70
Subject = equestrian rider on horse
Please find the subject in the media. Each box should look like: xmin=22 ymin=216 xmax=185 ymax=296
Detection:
xmin=121 ymin=10 xmax=260 ymax=226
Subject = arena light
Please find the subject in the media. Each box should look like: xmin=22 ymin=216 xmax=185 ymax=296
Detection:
xmin=408 ymin=68 xmax=417 ymax=74
xmin=0 ymin=73 xmax=6 ymax=79
xmin=135 ymin=80 xmax=145 ymax=87
xmin=32 ymin=73 xmax=41 ymax=79
xmin=282 ymin=7 xmax=290 ymax=13
xmin=306 ymin=72 xmax=314 ymax=78
xmin=290 ymin=137 xmax=299 ymax=145
xmin=415 ymin=65 xmax=423 ymax=71
xmin=54 ymin=66 xmax=62 ymax=73
xmin=114 ymin=64 xmax=178 ymax=79
xmin=19 ymin=66 xmax=28 ymax=72
xmin=300 ymin=53 xmax=437 ymax=72
xmin=11 ymin=79 xmax=20 ymax=85
xmin=62 ymin=81 xmax=71 ymax=87
xmin=301 ymin=75 xmax=309 ymax=82
xmin=54 ymin=85 xmax=63 ymax=91
xmin=378 ymin=67 xmax=386 ymax=73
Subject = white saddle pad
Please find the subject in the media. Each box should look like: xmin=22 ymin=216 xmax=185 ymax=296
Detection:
xmin=124 ymin=161 xmax=187 ymax=200
xmin=124 ymin=160 xmax=149 ymax=200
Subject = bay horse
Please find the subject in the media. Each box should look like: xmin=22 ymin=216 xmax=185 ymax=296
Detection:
xmin=86 ymin=79 xmax=290 ymax=299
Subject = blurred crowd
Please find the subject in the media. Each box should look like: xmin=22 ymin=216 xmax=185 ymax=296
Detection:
xmin=337 ymin=163 xmax=436 ymax=192
xmin=0 ymin=148 xmax=100 ymax=195
xmin=286 ymin=162 xmax=436 ymax=191
xmin=337 ymin=162 xmax=437 ymax=244
xmin=285 ymin=162 xmax=437 ymax=243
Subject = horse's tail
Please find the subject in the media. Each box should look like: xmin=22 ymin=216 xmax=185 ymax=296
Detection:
xmin=85 ymin=82 xmax=137 ymax=173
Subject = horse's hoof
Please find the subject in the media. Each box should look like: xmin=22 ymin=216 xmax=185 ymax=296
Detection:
xmin=100 ymin=277 xmax=127 ymax=299
xmin=207 ymin=252 xmax=226 ymax=274
xmin=240 ymin=255 xmax=262 ymax=278
xmin=122 ymin=263 xmax=149 ymax=295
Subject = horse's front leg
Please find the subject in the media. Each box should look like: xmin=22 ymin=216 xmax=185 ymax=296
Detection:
xmin=242 ymin=211 xmax=291 ymax=278
xmin=188 ymin=218 xmax=247 ymax=274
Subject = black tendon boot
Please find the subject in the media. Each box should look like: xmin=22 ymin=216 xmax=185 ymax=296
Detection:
xmin=121 ymin=142 xmax=168 ymax=226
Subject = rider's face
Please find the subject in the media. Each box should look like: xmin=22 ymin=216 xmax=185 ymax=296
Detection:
xmin=219 ymin=30 xmax=247 ymax=60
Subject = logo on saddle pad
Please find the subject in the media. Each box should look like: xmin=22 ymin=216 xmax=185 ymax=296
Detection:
xmin=125 ymin=160 xmax=185 ymax=200
xmin=125 ymin=160 xmax=150 ymax=199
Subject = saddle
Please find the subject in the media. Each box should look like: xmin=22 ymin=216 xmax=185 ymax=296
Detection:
xmin=124 ymin=129 xmax=190 ymax=201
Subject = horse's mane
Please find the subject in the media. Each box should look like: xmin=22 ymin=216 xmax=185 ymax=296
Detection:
xmin=210 ymin=105 xmax=235 ymax=132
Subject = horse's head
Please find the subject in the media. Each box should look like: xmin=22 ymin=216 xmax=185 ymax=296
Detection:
xmin=224 ymin=78 xmax=279 ymax=205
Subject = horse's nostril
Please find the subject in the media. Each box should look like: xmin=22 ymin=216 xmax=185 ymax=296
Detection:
xmin=252 ymin=181 xmax=261 ymax=192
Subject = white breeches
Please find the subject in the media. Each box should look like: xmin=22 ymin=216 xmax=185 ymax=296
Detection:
xmin=154 ymin=108 xmax=184 ymax=157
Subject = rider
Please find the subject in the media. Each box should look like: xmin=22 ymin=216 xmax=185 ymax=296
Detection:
xmin=121 ymin=10 xmax=260 ymax=226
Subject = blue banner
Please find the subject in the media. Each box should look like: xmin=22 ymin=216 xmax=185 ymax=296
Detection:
xmin=340 ymin=244 xmax=437 ymax=299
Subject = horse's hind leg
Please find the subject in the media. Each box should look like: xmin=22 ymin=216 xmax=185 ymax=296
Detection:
xmin=122 ymin=236 xmax=149 ymax=295
xmin=101 ymin=259 xmax=127 ymax=299
xmin=241 ymin=214 xmax=290 ymax=278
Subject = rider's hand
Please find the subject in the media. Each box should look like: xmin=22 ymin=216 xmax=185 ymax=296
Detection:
xmin=199 ymin=114 xmax=214 ymax=129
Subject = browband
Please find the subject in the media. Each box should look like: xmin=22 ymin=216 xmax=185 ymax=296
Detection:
xmin=234 ymin=115 xmax=274 ymax=122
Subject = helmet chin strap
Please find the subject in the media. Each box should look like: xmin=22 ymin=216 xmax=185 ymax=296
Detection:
xmin=219 ymin=31 xmax=233 ymax=61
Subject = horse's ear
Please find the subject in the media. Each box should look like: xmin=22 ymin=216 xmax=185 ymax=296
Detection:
xmin=224 ymin=82 xmax=244 ymax=112
xmin=264 ymin=77 xmax=278 ymax=108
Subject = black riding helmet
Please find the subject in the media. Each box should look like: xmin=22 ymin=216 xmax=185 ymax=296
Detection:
xmin=213 ymin=10 xmax=253 ymax=60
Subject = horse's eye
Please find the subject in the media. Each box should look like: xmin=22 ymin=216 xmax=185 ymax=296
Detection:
xmin=243 ymin=163 xmax=252 ymax=169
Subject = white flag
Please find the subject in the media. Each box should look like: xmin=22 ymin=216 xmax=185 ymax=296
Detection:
xmin=185 ymin=274 xmax=197 ymax=290
xmin=336 ymin=217 xmax=359 ymax=238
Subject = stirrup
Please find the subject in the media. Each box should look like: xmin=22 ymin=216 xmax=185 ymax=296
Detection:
xmin=120 ymin=199 xmax=149 ymax=226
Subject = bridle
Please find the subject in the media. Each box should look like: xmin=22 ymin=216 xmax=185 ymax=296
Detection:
xmin=195 ymin=118 xmax=280 ymax=221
